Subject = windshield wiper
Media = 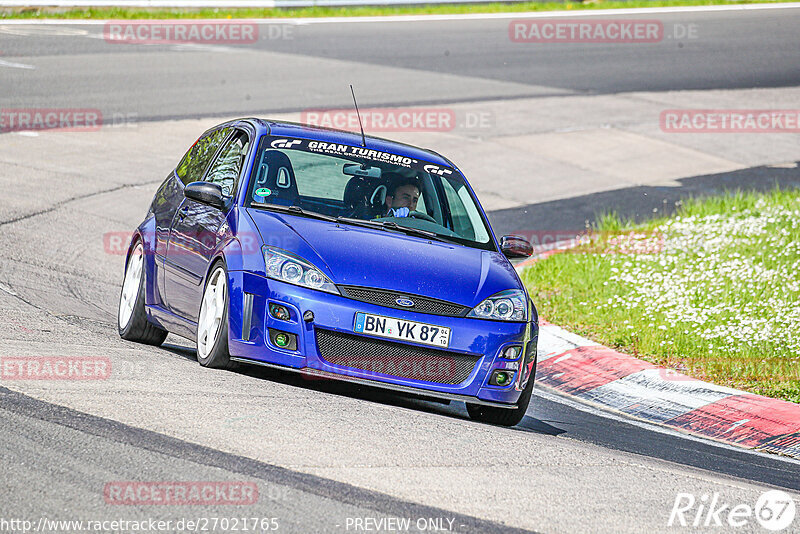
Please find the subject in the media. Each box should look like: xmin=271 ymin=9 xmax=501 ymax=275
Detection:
xmin=255 ymin=204 xmax=338 ymax=223
xmin=336 ymin=217 xmax=449 ymax=243
xmin=334 ymin=217 xmax=389 ymax=232
xmin=380 ymin=221 xmax=445 ymax=241
xmin=255 ymin=207 xmax=451 ymax=243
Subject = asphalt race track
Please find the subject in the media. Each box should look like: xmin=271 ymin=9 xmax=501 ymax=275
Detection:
xmin=2 ymin=7 xmax=800 ymax=533
xmin=2 ymin=8 xmax=800 ymax=120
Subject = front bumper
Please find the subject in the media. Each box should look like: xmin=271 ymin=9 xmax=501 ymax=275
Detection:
xmin=227 ymin=271 xmax=538 ymax=407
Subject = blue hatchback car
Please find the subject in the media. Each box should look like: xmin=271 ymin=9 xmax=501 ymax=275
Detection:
xmin=118 ymin=118 xmax=538 ymax=426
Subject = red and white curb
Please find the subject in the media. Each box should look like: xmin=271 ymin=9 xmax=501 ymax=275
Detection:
xmin=514 ymin=252 xmax=800 ymax=458
xmin=533 ymin=321 xmax=800 ymax=458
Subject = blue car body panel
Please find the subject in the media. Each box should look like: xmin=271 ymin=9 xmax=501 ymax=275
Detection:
xmin=243 ymin=208 xmax=520 ymax=305
xmin=129 ymin=118 xmax=538 ymax=408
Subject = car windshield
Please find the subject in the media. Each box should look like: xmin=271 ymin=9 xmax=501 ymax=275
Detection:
xmin=245 ymin=136 xmax=494 ymax=250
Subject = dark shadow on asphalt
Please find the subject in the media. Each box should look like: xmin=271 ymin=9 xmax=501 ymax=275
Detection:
xmin=155 ymin=341 xmax=429 ymax=413
xmin=234 ymin=362 xmax=569 ymax=436
xmin=487 ymin=162 xmax=800 ymax=237
xmin=154 ymin=340 xmax=462 ymax=419
xmin=236 ymin=363 xmax=468 ymax=417
xmin=154 ymin=341 xmax=466 ymax=417
xmin=159 ymin=342 xmax=198 ymax=362
xmin=517 ymin=416 xmax=566 ymax=437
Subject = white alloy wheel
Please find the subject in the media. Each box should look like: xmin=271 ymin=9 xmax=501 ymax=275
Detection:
xmin=197 ymin=266 xmax=227 ymax=360
xmin=118 ymin=243 xmax=144 ymax=330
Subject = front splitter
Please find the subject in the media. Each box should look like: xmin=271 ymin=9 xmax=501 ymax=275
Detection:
xmin=230 ymin=356 xmax=517 ymax=409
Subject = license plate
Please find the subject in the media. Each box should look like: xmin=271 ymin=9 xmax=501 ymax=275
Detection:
xmin=353 ymin=312 xmax=451 ymax=348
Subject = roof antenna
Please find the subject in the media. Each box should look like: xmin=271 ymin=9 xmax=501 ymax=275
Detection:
xmin=350 ymin=84 xmax=367 ymax=147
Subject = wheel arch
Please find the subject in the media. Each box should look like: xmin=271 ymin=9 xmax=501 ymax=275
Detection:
xmin=199 ymin=232 xmax=255 ymax=346
xmin=199 ymin=252 xmax=231 ymax=327
xmin=123 ymin=229 xmax=143 ymax=266
xmin=129 ymin=216 xmax=160 ymax=307
xmin=197 ymin=253 xmax=234 ymax=362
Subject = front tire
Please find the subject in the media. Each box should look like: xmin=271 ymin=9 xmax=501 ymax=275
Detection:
xmin=196 ymin=261 xmax=236 ymax=369
xmin=118 ymin=240 xmax=168 ymax=346
xmin=467 ymin=369 xmax=535 ymax=427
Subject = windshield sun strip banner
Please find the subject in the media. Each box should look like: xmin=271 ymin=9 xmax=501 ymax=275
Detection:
xmin=266 ymin=136 xmax=455 ymax=177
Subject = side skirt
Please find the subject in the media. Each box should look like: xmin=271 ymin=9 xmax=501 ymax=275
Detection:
xmin=146 ymin=304 xmax=196 ymax=341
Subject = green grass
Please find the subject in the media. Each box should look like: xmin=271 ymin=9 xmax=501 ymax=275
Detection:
xmin=1 ymin=0 xmax=795 ymax=19
xmin=522 ymin=187 xmax=800 ymax=403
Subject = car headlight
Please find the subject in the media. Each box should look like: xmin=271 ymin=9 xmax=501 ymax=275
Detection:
xmin=262 ymin=246 xmax=339 ymax=294
xmin=468 ymin=289 xmax=528 ymax=321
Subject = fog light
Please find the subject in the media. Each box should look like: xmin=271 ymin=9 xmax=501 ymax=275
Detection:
xmin=489 ymin=370 xmax=514 ymax=387
xmin=269 ymin=303 xmax=290 ymax=321
xmin=502 ymin=346 xmax=521 ymax=360
xmin=268 ymin=329 xmax=297 ymax=351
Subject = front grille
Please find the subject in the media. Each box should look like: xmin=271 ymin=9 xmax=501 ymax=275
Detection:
xmin=315 ymin=328 xmax=480 ymax=385
xmin=338 ymin=286 xmax=470 ymax=317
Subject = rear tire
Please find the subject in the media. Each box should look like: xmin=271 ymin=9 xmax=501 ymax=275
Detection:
xmin=467 ymin=368 xmax=535 ymax=427
xmin=196 ymin=261 xmax=236 ymax=370
xmin=118 ymin=240 xmax=168 ymax=346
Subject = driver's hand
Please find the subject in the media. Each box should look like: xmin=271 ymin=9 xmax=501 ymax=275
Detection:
xmin=391 ymin=207 xmax=410 ymax=218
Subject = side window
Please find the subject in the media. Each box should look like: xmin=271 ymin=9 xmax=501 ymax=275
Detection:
xmin=441 ymin=178 xmax=490 ymax=243
xmin=175 ymin=127 xmax=232 ymax=186
xmin=441 ymin=178 xmax=475 ymax=240
xmin=204 ymin=130 xmax=250 ymax=198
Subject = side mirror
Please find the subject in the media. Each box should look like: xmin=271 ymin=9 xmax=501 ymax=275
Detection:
xmin=500 ymin=235 xmax=534 ymax=258
xmin=184 ymin=181 xmax=226 ymax=210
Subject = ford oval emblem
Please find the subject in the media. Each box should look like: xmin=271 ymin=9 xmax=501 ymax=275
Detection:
xmin=395 ymin=298 xmax=414 ymax=307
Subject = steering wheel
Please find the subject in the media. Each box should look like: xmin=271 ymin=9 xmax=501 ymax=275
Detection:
xmin=408 ymin=211 xmax=436 ymax=223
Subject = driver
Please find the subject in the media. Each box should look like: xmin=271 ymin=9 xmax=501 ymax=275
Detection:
xmin=383 ymin=173 xmax=420 ymax=218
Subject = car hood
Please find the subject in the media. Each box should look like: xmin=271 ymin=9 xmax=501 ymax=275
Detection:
xmin=245 ymin=208 xmax=522 ymax=306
